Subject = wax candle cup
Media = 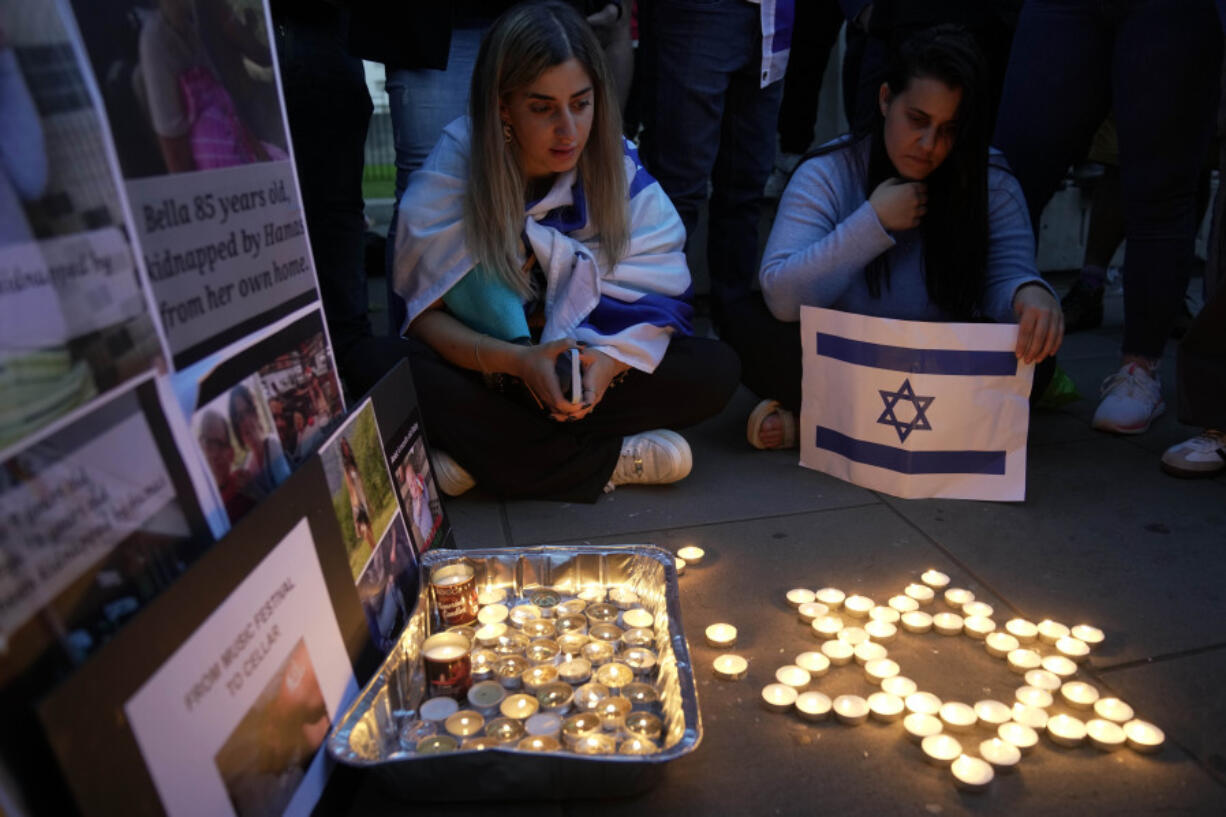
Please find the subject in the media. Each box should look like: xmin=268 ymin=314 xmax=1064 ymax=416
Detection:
xmin=933 ymin=612 xmax=964 ymax=636
xmin=905 ymin=691 xmax=942 ymax=716
xmin=416 ymin=735 xmax=459 ymax=755
xmin=1041 ymin=655 xmax=1078 ymax=678
xmin=420 ymin=697 xmax=460 ymax=723
xmin=525 ymin=711 xmax=563 ymax=737
xmin=795 ymin=651 xmax=830 ymax=676
xmin=921 ymin=569 xmax=951 ymax=589
xmin=921 ymin=734 xmax=962 ymax=766
xmin=518 ymin=735 xmax=561 ymax=752
xmin=622 ymin=648 xmax=657 ymax=678
xmin=900 ymin=611 xmax=933 ymax=634
xmin=1015 ymin=686 xmax=1054 ymax=709
xmin=622 ymin=627 xmax=654 ymax=650
xmin=837 ymin=626 xmax=869 ymax=646
xmin=578 ymin=586 xmax=606 ymax=604
xmin=1086 ymin=718 xmax=1126 ymax=751
xmin=467 ymin=680 xmax=506 ymax=715
xmin=557 ymin=633 xmax=589 ymax=657
xmin=854 ymin=641 xmax=887 ymax=665
xmin=677 ymin=546 xmax=704 ymax=564
xmin=594 ymin=662 xmax=633 ymax=691
xmin=812 ymin=615 xmax=844 ymax=639
xmin=500 ymin=693 xmax=540 ymax=720
xmin=477 ymin=603 xmax=509 ymax=626
xmin=619 ymin=736 xmax=659 ymax=756
xmin=1023 ymin=669 xmax=1061 ymax=692
xmin=555 ymin=614 xmax=588 ymax=636
xmin=1060 ymin=681 xmax=1100 ymax=709
xmin=572 ymin=732 xmax=617 ymax=756
xmin=596 ymin=696 xmax=632 ymax=731
xmin=865 ymin=657 xmax=901 ymax=682
xmin=865 ymin=620 xmax=898 ymax=643
xmin=556 ymin=599 xmax=587 ymax=617
xmin=985 ymin=631 xmax=1019 ymax=658
xmin=581 ymin=641 xmax=615 ymax=666
xmin=495 ymin=655 xmax=531 ymax=689
xmin=951 ymin=754 xmax=994 ymax=791
xmin=1004 ymin=618 xmax=1038 ymax=643
xmin=1046 ymin=714 xmax=1087 ymax=747
xmin=833 ymin=694 xmax=869 ymax=725
xmin=509 ymin=605 xmax=542 ymax=627
xmin=939 ymin=702 xmax=977 ymax=732
xmin=713 ymin=654 xmax=748 ymax=680
xmin=979 ymin=737 xmax=1021 ymax=770
xmin=761 ymin=683 xmax=799 ymax=712
xmin=882 ymin=675 xmax=918 ymax=698
xmin=674 ymin=557 xmax=686 ymax=575
xmin=795 ymin=690 xmax=833 ymax=721
xmin=775 ymin=664 xmax=811 ymax=689
xmin=1094 ymin=697 xmax=1135 ymax=724
xmin=486 ymin=717 xmax=526 ymax=744
xmin=524 ymin=619 xmax=557 ymax=640
xmin=998 ymin=721 xmax=1039 ymax=753
xmin=705 ymin=623 xmax=738 ymax=648
xmin=843 ymin=595 xmax=874 ymax=617
xmin=963 ymin=616 xmax=996 ymax=639
xmin=589 ymin=623 xmax=623 ymax=644
xmin=624 ymin=711 xmax=664 ymax=742
xmin=1011 ymin=703 xmax=1048 ymax=730
xmin=820 ymin=639 xmax=854 ymax=665
xmin=573 ymin=682 xmax=610 ymax=711
xmin=1056 ymin=635 xmax=1090 ymax=663
xmin=622 ymin=608 xmax=653 ymax=630
xmin=493 ymin=632 xmax=530 ymax=656
xmin=962 ymin=601 xmax=994 ymax=619
xmin=1006 ymin=648 xmax=1042 ymax=674
xmin=561 ymin=712 xmax=602 ymax=748
xmin=868 ymin=692 xmax=905 ymax=722
xmin=869 ymin=605 xmax=901 ymax=624
xmin=586 ymin=603 xmax=620 ymax=624
xmin=1037 ymin=619 xmax=1070 ymax=645
xmin=889 ymin=595 xmax=920 ymax=613
xmin=444 ymin=710 xmax=485 ymax=738
xmin=797 ymin=602 xmax=829 ymax=623
xmin=462 ymin=736 xmax=502 ymax=751
xmin=1071 ymin=624 xmax=1105 ymax=646
xmin=1123 ymin=719 xmax=1164 ymax=753
xmin=529 ymin=589 xmax=561 ymax=615
xmin=815 ymin=587 xmax=845 ymax=608
xmin=904 ymin=712 xmax=942 ymax=742
xmin=786 ymin=588 xmax=816 ymax=608
xmin=974 ymin=700 xmax=1012 ymax=727
xmin=476 ymin=622 xmax=508 ymax=647
xmin=943 ymin=588 xmax=974 ymax=608
xmin=478 ymin=586 xmax=507 ymax=605
xmin=521 ymin=664 xmax=559 ymax=694
xmin=536 ymin=682 xmax=575 ymax=714
xmin=905 ymin=583 xmax=936 ymax=604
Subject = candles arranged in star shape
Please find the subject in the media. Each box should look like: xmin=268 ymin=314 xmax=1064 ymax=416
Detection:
xmin=709 ymin=568 xmax=1164 ymax=793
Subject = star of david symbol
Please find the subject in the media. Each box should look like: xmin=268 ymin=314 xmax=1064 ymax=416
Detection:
xmin=877 ymin=378 xmax=935 ymax=443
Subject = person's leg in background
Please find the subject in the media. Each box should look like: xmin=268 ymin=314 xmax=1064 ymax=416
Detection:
xmin=776 ymin=1 xmax=843 ymax=157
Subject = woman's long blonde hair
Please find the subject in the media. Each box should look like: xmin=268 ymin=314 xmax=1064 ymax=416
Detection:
xmin=465 ymin=1 xmax=628 ymax=297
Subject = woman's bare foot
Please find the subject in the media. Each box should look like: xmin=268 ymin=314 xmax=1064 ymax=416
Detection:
xmin=747 ymin=399 xmax=798 ymax=450
xmin=757 ymin=411 xmax=785 ymax=449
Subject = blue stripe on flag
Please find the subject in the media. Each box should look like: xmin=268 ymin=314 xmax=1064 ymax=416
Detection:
xmin=816 ymin=427 xmax=1007 ymax=476
xmin=816 ymin=333 xmax=1018 ymax=376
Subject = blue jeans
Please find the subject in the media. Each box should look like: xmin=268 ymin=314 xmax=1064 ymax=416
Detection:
xmin=638 ymin=0 xmax=784 ymax=327
xmin=993 ymin=0 xmax=1222 ymax=359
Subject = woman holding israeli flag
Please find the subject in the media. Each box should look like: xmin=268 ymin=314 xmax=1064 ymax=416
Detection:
xmin=393 ymin=2 xmax=739 ymax=501
xmin=745 ymin=25 xmax=1064 ymax=450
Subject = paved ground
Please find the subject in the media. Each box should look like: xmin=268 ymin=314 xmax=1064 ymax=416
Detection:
xmin=340 ymin=272 xmax=1226 ymax=815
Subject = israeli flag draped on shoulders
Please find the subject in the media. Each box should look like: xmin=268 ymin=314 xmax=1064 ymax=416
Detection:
xmin=393 ymin=117 xmax=692 ymax=373
xmin=800 ymin=306 xmax=1033 ymax=501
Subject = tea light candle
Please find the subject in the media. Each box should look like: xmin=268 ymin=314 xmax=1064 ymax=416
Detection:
xmin=478 ymin=586 xmax=507 ymax=605
xmin=865 ymin=657 xmax=900 ymax=682
xmin=518 ymin=735 xmax=561 ymax=752
xmin=674 ymin=557 xmax=686 ymax=575
xmin=905 ymin=691 xmax=942 ymax=716
xmin=582 ymin=640 xmax=614 ymax=666
xmin=1086 ymin=718 xmax=1126 ymax=751
xmin=1060 ymin=681 xmax=1099 ymax=709
xmin=521 ymin=665 xmax=559 ymax=694
xmin=795 ymin=690 xmax=832 ymax=721
xmin=561 ymin=712 xmax=602 ymax=747
xmin=1011 ymin=703 xmax=1048 ymax=730
xmin=594 ymin=662 xmax=633 ymax=692
xmin=624 ymin=682 xmax=660 ymax=711
xmin=775 ymin=664 xmax=811 ymax=689
xmin=622 ymin=627 xmax=654 ymax=650
xmin=795 ymin=651 xmax=830 ymax=677
xmin=572 ymin=732 xmax=617 ymax=755
xmin=420 ymin=696 xmax=460 ymax=723
xmin=1037 ymin=619 xmax=1070 ymax=645
xmin=821 ymin=639 xmax=854 ymax=665
xmin=621 ymin=608 xmax=653 ymax=630
xmin=1015 ymin=686 xmax=1054 ymax=709
xmin=523 ymin=619 xmax=557 ymax=640
xmin=985 ymin=631 xmax=1019 ymax=658
xmin=889 ymin=594 xmax=920 ymax=613
xmin=1006 ymin=648 xmax=1041 ymax=674
xmin=869 ymin=605 xmax=900 ymax=624
xmin=530 ymin=589 xmax=562 ymax=615
xmin=467 ymin=681 xmax=507 ymax=716
xmin=622 ymin=647 xmax=657 ymax=678
xmin=761 ymin=683 xmax=798 ymax=712
xmin=904 ymin=712 xmax=943 ymax=742
xmin=1094 ymin=697 xmax=1134 ymax=724
xmin=1123 ymin=719 xmax=1164 ymax=753
xmin=526 ymin=639 xmax=560 ymax=664
xmin=493 ymin=632 xmax=529 ymax=656
xmin=557 ymin=632 xmax=589 ymax=657
xmin=578 ymin=586 xmax=606 ymax=604
xmin=525 ymin=711 xmax=563 ymax=737
xmin=951 ymin=754 xmax=994 ymax=791
xmin=901 ymin=611 xmax=933 ymax=633
xmin=476 ymin=622 xmax=508 ymax=647
xmin=1023 ymin=668 xmax=1062 ymax=692
xmin=415 ymin=735 xmax=459 ymax=755
xmin=677 ymin=546 xmax=705 ymax=564
xmin=974 ymin=700 xmax=1012 ymax=727
xmin=797 ymin=602 xmax=829 ymax=623
xmin=1046 ymin=713 xmax=1087 ymax=747
xmin=921 ymin=734 xmax=962 ymax=766
xmin=921 ymin=569 xmax=951 ymax=589
xmin=1056 ymin=635 xmax=1090 ymax=663
xmin=1041 ymin=655 xmax=1078 ymax=678
xmin=868 ymin=691 xmax=905 ymax=722
xmin=963 ymin=616 xmax=996 ymax=639
xmin=713 ymin=654 xmax=748 ymax=680
xmin=471 ymin=649 xmax=499 ymax=682
xmin=485 ymin=716 xmax=526 ymax=743
xmin=1004 ymin=618 xmax=1038 ymax=643
xmin=586 ymin=603 xmax=620 ymax=624
xmin=854 ymin=641 xmax=887 ymax=665
xmin=463 ymin=736 xmax=502 ymax=751
xmin=865 ymin=620 xmax=898 ymax=643
xmin=555 ymin=598 xmax=586 ymax=617
xmin=815 ymin=587 xmax=845 ymax=608
xmin=997 ymin=721 xmax=1039 ymax=753
xmin=444 ymin=710 xmax=485 ymax=738
xmin=500 ymin=693 xmax=539 ymax=720
xmin=1071 ymin=624 xmax=1105 ymax=647
xmin=812 ymin=615 xmax=845 ymax=639
xmin=705 ymin=623 xmax=738 ymax=648
xmin=509 ymin=604 xmax=542 ymax=627
xmin=589 ymin=623 xmax=623 ymax=644
xmin=573 ymin=682 xmax=610 ymax=711
xmin=624 ymin=711 xmax=664 ymax=742
xmin=843 ymin=594 xmax=874 ymax=618
xmin=477 ymin=603 xmax=509 ymax=626
xmin=943 ymin=588 xmax=974 ymax=608
xmin=979 ymin=737 xmax=1021 ymax=771
xmin=838 ymin=626 xmax=869 ymax=646
xmin=619 ymin=736 xmax=659 ymax=756
xmin=882 ymin=675 xmax=918 ymax=698
xmin=556 ymin=614 xmax=588 ymax=635
xmin=962 ymin=601 xmax=994 ymax=619
xmin=933 ymin=612 xmax=964 ymax=635
xmin=596 ymin=696 xmax=632 ymax=731
xmin=833 ymin=694 xmax=869 ymax=725
xmin=939 ymin=702 xmax=977 ymax=732
xmin=905 ymin=583 xmax=935 ymax=605
xmin=786 ymin=588 xmax=816 ymax=608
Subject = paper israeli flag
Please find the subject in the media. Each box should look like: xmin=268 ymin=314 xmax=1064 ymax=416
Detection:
xmin=800 ymin=306 xmax=1034 ymax=501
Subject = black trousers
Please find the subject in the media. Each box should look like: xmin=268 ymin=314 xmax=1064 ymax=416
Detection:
xmin=776 ymin=0 xmax=844 ymax=155
xmin=408 ymin=336 xmax=741 ymax=502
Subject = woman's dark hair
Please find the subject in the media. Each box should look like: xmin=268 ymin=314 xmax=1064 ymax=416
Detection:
xmin=806 ymin=25 xmax=991 ymax=319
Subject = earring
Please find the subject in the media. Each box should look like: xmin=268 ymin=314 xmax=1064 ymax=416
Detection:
xmin=502 ymin=122 xmax=513 ymax=143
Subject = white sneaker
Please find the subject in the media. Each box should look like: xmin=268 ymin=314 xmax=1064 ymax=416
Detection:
xmin=605 ymin=430 xmax=692 ymax=492
xmin=1091 ymin=362 xmax=1165 ymax=434
xmin=431 ymin=449 xmax=476 ymax=496
xmin=1161 ymin=430 xmax=1226 ymax=478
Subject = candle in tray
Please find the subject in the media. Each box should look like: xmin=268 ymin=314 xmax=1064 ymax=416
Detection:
xmin=1041 ymin=655 xmax=1078 ymax=678
xmin=843 ymin=594 xmax=874 ymax=618
xmin=1011 ymin=704 xmax=1048 ymax=730
xmin=677 ymin=546 xmax=705 ymax=565
xmin=979 ymin=737 xmax=1021 ymax=771
xmin=622 ymin=648 xmax=657 ymax=678
xmin=573 ymin=682 xmax=610 ymax=712
xmin=854 ymin=642 xmax=887 ymax=666
xmin=1071 ymin=624 xmax=1105 ymax=647
xmin=921 ymin=569 xmax=951 ymax=589
xmin=478 ymin=586 xmax=507 ymax=605
xmin=963 ymin=616 xmax=995 ymax=640
xmin=921 ymin=734 xmax=962 ymax=766
xmin=1086 ymin=718 xmax=1126 ymax=751
xmin=905 ymin=691 xmax=942 ymax=716
xmin=787 ymin=588 xmax=816 ymax=608
xmin=518 ymin=735 xmax=561 ymax=752
xmin=561 ymin=712 xmax=602 ymax=748
xmin=904 ymin=583 xmax=935 ymax=605
xmin=419 ymin=696 xmax=459 ymax=723
xmin=1015 ymin=686 xmax=1054 ymax=709
xmin=486 ymin=717 xmax=526 ymax=744
xmin=837 ymin=626 xmax=869 ymax=646
xmin=523 ymin=618 xmax=557 ymax=640
xmin=974 ymin=700 xmax=1012 ymax=727
xmin=578 ymin=586 xmax=606 ymax=604
xmin=1037 ymin=619 xmax=1070 ymax=645
xmin=1056 ymin=635 xmax=1090 ymax=663
xmin=525 ymin=711 xmax=563 ymax=737
xmin=795 ymin=690 xmax=832 ymax=721
xmin=939 ymin=702 xmax=977 ymax=732
xmin=594 ymin=662 xmax=633 ymax=692
xmin=1046 ymin=714 xmax=1087 ymax=747
xmin=526 ymin=639 xmax=560 ymax=664
xmin=572 ymin=732 xmax=617 ymax=755
xmin=625 ymin=711 xmax=664 ymax=742
xmin=1094 ymin=697 xmax=1135 ymax=724
xmin=619 ymin=736 xmax=660 ymax=756
xmin=933 ymin=612 xmax=964 ymax=636
xmin=713 ymin=654 xmax=748 ymax=680
xmin=869 ymin=605 xmax=901 ymax=624
xmin=951 ymin=754 xmax=994 ymax=792
xmin=997 ymin=722 xmax=1039 ymax=753
xmin=589 ymin=623 xmax=623 ymax=644
xmin=820 ymin=639 xmax=854 ymax=666
xmin=962 ymin=601 xmax=994 ymax=619
xmin=444 ymin=710 xmax=485 ymax=739
xmin=904 ymin=712 xmax=942 ymax=742
xmin=795 ymin=651 xmax=830 ymax=677
xmin=797 ymin=602 xmax=829 ymax=623
xmin=943 ymin=588 xmax=974 ymax=608
xmin=500 ymin=693 xmax=540 ymax=720
xmin=1006 ymin=648 xmax=1042 ymax=674
xmin=868 ymin=692 xmax=905 ymax=722
xmin=1123 ymin=719 xmax=1164 ymax=753
xmin=833 ymin=694 xmax=870 ymax=725
xmin=882 ymin=675 xmax=918 ymax=698
xmin=476 ymin=622 xmax=508 ymax=647
xmin=864 ymin=620 xmax=898 ymax=643
xmin=812 ymin=615 xmax=844 ymax=639
xmin=529 ymin=589 xmax=562 ymax=617
xmin=477 ymin=603 xmax=509 ymax=626
xmin=889 ymin=594 xmax=920 ymax=613
xmin=775 ymin=664 xmax=811 ymax=689
xmin=467 ymin=681 xmax=506 ymax=716
xmin=586 ymin=603 xmax=620 ymax=624
xmin=815 ymin=587 xmax=846 ymax=609
xmin=463 ymin=736 xmax=501 ymax=751
xmin=705 ymin=623 xmax=738 ymax=648
xmin=415 ymin=735 xmax=459 ymax=755
xmin=1004 ymin=618 xmax=1038 ymax=643
xmin=1060 ymin=681 xmax=1100 ymax=709
xmin=1023 ymin=669 xmax=1061 ymax=692
xmin=864 ymin=658 xmax=900 ymax=683
xmin=471 ymin=649 xmax=499 ymax=682
xmin=556 ymin=599 xmax=587 ymax=617
xmin=624 ymin=683 xmax=659 ymax=712
xmin=509 ymin=604 xmax=542 ymax=628
xmin=495 ymin=656 xmax=531 ymax=689
xmin=596 ymin=696 xmax=632 ymax=731
xmin=521 ymin=665 xmax=559 ymax=694
xmin=623 ymin=627 xmax=654 ymax=650
xmin=901 ymin=611 xmax=933 ymax=633
xmin=582 ymin=641 xmax=615 ymax=667
xmin=556 ymin=614 xmax=588 ymax=636
xmin=622 ymin=608 xmax=654 ymax=630
xmin=761 ymin=683 xmax=798 ymax=712
xmin=984 ymin=631 xmax=1018 ymax=658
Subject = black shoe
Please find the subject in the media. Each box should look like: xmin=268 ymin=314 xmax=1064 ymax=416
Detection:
xmin=1061 ymin=279 xmax=1104 ymax=333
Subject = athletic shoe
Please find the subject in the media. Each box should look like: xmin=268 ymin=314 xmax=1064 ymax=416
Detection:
xmin=1161 ymin=430 xmax=1226 ymax=478
xmin=431 ymin=449 xmax=476 ymax=496
xmin=1090 ymin=362 xmax=1165 ymax=434
xmin=1060 ymin=279 xmax=1104 ymax=333
xmin=606 ymin=430 xmax=692 ymax=491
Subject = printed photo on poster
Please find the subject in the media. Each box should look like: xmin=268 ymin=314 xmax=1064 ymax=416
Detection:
xmin=0 ymin=374 xmax=210 ymax=673
xmin=354 ymin=515 xmax=416 ymax=654
xmin=0 ymin=0 xmax=163 ymax=454
xmin=318 ymin=401 xmax=396 ymax=583
xmin=393 ymin=423 xmax=442 ymax=555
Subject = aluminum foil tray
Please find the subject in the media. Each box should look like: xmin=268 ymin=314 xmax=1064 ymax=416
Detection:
xmin=326 ymin=544 xmax=702 ymax=800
